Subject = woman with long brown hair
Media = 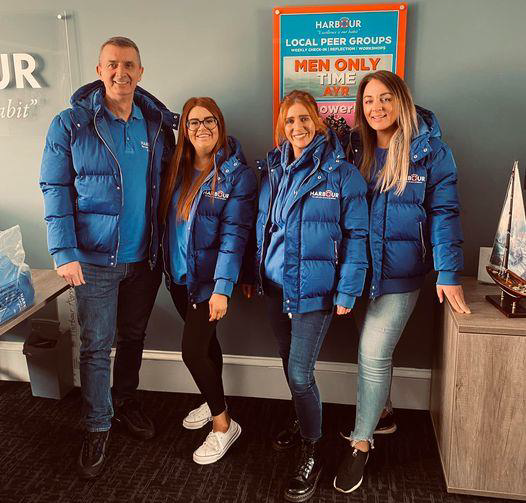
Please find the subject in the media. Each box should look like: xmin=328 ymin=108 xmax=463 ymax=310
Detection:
xmin=334 ymin=70 xmax=470 ymax=493
xmin=159 ymin=97 xmax=257 ymax=464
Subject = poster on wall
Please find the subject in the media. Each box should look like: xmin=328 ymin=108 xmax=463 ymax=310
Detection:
xmin=273 ymin=3 xmax=407 ymax=131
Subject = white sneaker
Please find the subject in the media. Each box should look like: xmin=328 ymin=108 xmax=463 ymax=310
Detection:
xmin=182 ymin=402 xmax=212 ymax=430
xmin=192 ymin=419 xmax=241 ymax=465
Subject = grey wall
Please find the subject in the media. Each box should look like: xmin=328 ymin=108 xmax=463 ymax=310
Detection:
xmin=1 ymin=0 xmax=525 ymax=368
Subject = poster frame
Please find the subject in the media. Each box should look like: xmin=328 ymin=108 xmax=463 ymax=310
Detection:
xmin=272 ymin=3 xmax=408 ymax=131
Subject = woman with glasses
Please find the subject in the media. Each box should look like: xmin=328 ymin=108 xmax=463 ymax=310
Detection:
xmin=159 ymin=97 xmax=257 ymax=464
xmin=254 ymin=90 xmax=368 ymax=502
xmin=333 ymin=70 xmax=470 ymax=494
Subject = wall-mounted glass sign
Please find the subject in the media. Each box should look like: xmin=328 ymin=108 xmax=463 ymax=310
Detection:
xmin=0 ymin=11 xmax=73 ymax=136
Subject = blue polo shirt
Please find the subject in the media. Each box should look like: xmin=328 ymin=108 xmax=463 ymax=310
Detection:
xmin=104 ymin=104 xmax=150 ymax=263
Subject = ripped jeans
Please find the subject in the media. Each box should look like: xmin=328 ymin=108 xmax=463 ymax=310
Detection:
xmin=351 ymin=289 xmax=420 ymax=447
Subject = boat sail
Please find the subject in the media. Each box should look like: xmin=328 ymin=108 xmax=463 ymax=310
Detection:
xmin=486 ymin=161 xmax=526 ymax=314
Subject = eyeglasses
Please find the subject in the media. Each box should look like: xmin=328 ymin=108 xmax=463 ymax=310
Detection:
xmin=186 ymin=116 xmax=218 ymax=131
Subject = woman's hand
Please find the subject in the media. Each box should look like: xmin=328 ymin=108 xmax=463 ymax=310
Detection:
xmin=209 ymin=293 xmax=228 ymax=321
xmin=241 ymin=284 xmax=254 ymax=299
xmin=436 ymin=284 xmax=471 ymax=314
xmin=336 ymin=305 xmax=352 ymax=315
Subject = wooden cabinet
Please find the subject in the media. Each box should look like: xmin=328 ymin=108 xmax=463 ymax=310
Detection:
xmin=430 ymin=277 xmax=526 ymax=501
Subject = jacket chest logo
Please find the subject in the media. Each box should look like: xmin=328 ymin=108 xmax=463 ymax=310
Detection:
xmin=309 ymin=189 xmax=339 ymax=200
xmin=407 ymin=174 xmax=426 ymax=184
xmin=203 ymin=189 xmax=229 ymax=200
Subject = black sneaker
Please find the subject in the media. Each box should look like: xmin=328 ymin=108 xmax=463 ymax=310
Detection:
xmin=333 ymin=445 xmax=369 ymax=493
xmin=77 ymin=430 xmax=110 ymax=479
xmin=113 ymin=399 xmax=155 ymax=440
xmin=374 ymin=409 xmax=397 ymax=434
xmin=272 ymin=417 xmax=301 ymax=451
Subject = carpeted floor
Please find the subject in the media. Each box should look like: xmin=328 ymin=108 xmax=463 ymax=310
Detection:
xmin=0 ymin=382 xmax=514 ymax=503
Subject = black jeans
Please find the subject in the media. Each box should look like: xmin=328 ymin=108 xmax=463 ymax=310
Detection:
xmin=169 ymin=283 xmax=225 ymax=416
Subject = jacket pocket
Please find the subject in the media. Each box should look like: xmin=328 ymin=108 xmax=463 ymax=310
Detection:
xmin=418 ymin=221 xmax=427 ymax=262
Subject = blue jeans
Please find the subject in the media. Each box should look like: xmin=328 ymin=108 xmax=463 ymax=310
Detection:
xmin=351 ymin=290 xmax=420 ymax=446
xmin=74 ymin=260 xmax=161 ymax=432
xmin=264 ymin=281 xmax=333 ymax=441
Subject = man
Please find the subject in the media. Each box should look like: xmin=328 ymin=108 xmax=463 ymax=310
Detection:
xmin=40 ymin=37 xmax=178 ymax=478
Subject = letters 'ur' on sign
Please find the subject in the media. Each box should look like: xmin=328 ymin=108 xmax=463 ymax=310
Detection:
xmin=0 ymin=54 xmax=42 ymax=89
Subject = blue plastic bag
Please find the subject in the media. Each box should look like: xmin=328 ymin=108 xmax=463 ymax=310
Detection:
xmin=0 ymin=225 xmax=35 ymax=324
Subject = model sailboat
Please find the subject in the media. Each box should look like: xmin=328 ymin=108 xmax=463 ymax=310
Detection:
xmin=486 ymin=161 xmax=526 ymax=317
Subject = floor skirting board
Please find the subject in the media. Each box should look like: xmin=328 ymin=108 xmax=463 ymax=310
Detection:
xmin=0 ymin=342 xmax=431 ymax=410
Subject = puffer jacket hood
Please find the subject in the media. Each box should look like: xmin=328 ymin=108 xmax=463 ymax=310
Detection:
xmin=70 ymin=80 xmax=179 ymax=131
xmin=348 ymin=105 xmax=442 ymax=164
xmin=348 ymin=105 xmax=464 ymax=297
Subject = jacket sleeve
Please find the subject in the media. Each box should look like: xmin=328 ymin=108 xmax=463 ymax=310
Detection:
xmin=213 ymin=166 xmax=258 ymax=297
xmin=40 ymin=113 xmax=79 ymax=267
xmin=424 ymin=142 xmax=464 ymax=284
xmin=334 ymin=165 xmax=369 ymax=309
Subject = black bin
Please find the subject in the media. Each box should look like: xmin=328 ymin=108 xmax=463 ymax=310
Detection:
xmin=22 ymin=319 xmax=73 ymax=399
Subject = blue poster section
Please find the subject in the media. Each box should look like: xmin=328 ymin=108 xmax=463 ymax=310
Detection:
xmin=279 ymin=10 xmax=399 ymax=101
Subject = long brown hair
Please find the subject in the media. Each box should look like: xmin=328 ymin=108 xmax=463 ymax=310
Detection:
xmin=160 ymin=97 xmax=229 ymax=222
xmin=275 ymin=90 xmax=328 ymax=147
xmin=354 ymin=70 xmax=418 ymax=194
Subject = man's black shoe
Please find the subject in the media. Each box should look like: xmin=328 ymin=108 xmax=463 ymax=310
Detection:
xmin=333 ymin=444 xmax=369 ymax=493
xmin=272 ymin=417 xmax=301 ymax=451
xmin=284 ymin=438 xmax=323 ymax=502
xmin=374 ymin=409 xmax=397 ymax=434
xmin=77 ymin=430 xmax=110 ymax=479
xmin=113 ymin=399 xmax=155 ymax=440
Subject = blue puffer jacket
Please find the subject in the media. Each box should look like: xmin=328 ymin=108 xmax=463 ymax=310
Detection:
xmin=348 ymin=106 xmax=464 ymax=298
xmin=256 ymin=130 xmax=369 ymax=314
xmin=163 ymin=136 xmax=257 ymax=304
xmin=40 ymin=80 xmax=178 ymax=269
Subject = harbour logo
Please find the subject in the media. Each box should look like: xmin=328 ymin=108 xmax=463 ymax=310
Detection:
xmin=315 ymin=17 xmax=361 ymax=30
xmin=203 ymin=189 xmax=229 ymax=200
xmin=310 ymin=189 xmax=339 ymax=200
xmin=407 ymin=174 xmax=426 ymax=184
xmin=140 ymin=141 xmax=149 ymax=151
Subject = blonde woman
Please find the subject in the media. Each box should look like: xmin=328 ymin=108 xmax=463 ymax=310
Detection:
xmin=334 ymin=70 xmax=470 ymax=493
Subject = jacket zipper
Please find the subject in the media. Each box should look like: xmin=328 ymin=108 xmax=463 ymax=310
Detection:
xmin=257 ymin=153 xmax=275 ymax=295
xmin=419 ymin=221 xmax=427 ymax=262
xmin=185 ymin=162 xmax=217 ymax=301
xmin=292 ymin=156 xmax=322 ymax=309
xmin=94 ymin=109 xmax=123 ymax=265
xmin=148 ymin=110 xmax=163 ymax=269
xmin=333 ymin=240 xmax=339 ymax=265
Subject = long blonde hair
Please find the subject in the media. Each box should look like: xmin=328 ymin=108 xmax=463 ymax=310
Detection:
xmin=354 ymin=71 xmax=418 ymax=195
xmin=159 ymin=97 xmax=229 ymax=222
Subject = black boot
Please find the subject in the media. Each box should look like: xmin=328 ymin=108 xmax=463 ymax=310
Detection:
xmin=272 ymin=416 xmax=301 ymax=451
xmin=284 ymin=438 xmax=323 ymax=502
